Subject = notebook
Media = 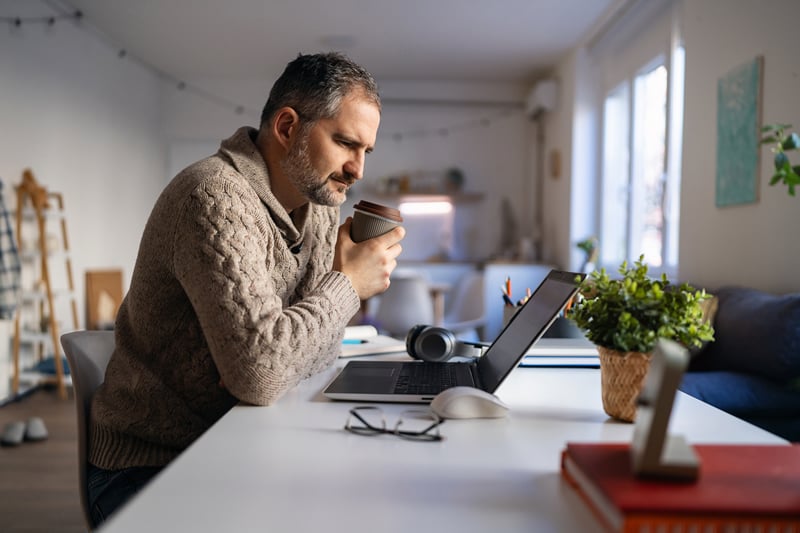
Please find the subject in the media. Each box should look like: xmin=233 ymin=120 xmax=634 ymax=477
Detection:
xmin=323 ymin=269 xmax=585 ymax=402
xmin=340 ymin=325 xmax=408 ymax=357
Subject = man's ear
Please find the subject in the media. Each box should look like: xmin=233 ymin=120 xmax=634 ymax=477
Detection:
xmin=271 ymin=107 xmax=301 ymax=150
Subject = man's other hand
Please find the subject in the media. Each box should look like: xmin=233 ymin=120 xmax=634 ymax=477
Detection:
xmin=333 ymin=217 xmax=405 ymax=300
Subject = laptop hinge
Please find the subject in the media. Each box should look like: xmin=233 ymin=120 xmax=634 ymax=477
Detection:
xmin=468 ymin=362 xmax=483 ymax=389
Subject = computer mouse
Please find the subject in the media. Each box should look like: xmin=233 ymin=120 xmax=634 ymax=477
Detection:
xmin=430 ymin=386 xmax=510 ymax=419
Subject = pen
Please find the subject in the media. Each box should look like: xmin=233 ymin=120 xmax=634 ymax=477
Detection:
xmin=518 ymin=287 xmax=532 ymax=306
xmin=505 ymin=277 xmax=512 ymax=299
xmin=502 ymin=291 xmax=514 ymax=306
xmin=342 ymin=339 xmax=368 ymax=344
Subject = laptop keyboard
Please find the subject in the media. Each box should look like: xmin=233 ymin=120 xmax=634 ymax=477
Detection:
xmin=393 ymin=363 xmax=463 ymax=395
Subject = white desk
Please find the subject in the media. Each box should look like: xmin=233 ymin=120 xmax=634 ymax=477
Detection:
xmin=101 ymin=361 xmax=786 ymax=533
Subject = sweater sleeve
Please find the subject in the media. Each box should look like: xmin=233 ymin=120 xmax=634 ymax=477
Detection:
xmin=172 ymin=179 xmax=359 ymax=406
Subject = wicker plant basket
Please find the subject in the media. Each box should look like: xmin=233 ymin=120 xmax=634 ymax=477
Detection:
xmin=596 ymin=346 xmax=652 ymax=422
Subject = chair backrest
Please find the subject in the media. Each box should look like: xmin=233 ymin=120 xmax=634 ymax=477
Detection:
xmin=442 ymin=270 xmax=486 ymax=335
xmin=374 ymin=275 xmax=434 ymax=337
xmin=61 ymin=330 xmax=115 ymax=531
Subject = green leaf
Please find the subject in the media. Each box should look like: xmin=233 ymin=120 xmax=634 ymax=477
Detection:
xmin=775 ymin=152 xmax=789 ymax=170
xmin=783 ymin=132 xmax=800 ymax=151
xmin=760 ymin=135 xmax=778 ymax=145
xmin=762 ymin=123 xmax=792 ymax=134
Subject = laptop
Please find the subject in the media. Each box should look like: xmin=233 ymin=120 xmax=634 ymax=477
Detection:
xmin=323 ymin=269 xmax=586 ymax=403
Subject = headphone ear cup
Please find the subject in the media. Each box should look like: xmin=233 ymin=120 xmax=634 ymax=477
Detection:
xmin=413 ymin=326 xmax=457 ymax=363
xmin=405 ymin=325 xmax=429 ymax=360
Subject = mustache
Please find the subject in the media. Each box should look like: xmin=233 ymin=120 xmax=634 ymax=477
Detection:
xmin=330 ymin=173 xmax=356 ymax=188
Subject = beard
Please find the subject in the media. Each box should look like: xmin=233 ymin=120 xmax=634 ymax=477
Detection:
xmin=280 ymin=131 xmax=351 ymax=207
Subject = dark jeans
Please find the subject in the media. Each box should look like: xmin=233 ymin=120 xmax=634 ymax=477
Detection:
xmin=87 ymin=464 xmax=163 ymax=526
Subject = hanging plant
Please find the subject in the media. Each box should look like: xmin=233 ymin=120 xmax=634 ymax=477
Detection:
xmin=759 ymin=123 xmax=800 ymax=196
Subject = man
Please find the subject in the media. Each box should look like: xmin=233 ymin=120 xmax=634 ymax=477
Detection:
xmin=86 ymin=52 xmax=403 ymax=525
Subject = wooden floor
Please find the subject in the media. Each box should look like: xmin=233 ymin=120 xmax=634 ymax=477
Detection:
xmin=0 ymin=387 xmax=85 ymax=532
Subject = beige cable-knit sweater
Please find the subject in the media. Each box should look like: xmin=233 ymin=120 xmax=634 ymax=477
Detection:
xmin=89 ymin=127 xmax=360 ymax=470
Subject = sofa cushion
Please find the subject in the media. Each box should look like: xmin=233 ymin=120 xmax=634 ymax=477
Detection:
xmin=680 ymin=371 xmax=800 ymax=441
xmin=680 ymin=371 xmax=800 ymax=417
xmin=688 ymin=287 xmax=800 ymax=383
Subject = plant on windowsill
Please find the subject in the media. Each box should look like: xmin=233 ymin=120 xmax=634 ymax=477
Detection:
xmin=566 ymin=256 xmax=714 ymax=422
xmin=576 ymin=236 xmax=599 ymax=273
xmin=759 ymin=123 xmax=800 ymax=196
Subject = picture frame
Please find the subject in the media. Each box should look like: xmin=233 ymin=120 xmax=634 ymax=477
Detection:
xmin=85 ymin=270 xmax=123 ymax=330
xmin=715 ymin=55 xmax=764 ymax=207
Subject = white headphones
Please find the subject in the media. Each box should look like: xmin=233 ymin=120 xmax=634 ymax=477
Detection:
xmin=405 ymin=325 xmax=484 ymax=363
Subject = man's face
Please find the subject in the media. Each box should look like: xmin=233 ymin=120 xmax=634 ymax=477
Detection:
xmin=281 ymin=93 xmax=380 ymax=207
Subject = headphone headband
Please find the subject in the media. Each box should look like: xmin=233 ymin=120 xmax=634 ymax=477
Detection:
xmin=405 ymin=325 xmax=484 ymax=363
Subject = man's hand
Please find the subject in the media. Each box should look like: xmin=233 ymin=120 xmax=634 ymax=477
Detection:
xmin=334 ymin=217 xmax=405 ymax=300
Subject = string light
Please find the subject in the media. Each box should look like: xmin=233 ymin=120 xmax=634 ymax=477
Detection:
xmin=8 ymin=3 xmax=524 ymax=140
xmin=379 ymin=107 xmax=519 ymax=142
xmin=1 ymin=9 xmax=82 ymax=27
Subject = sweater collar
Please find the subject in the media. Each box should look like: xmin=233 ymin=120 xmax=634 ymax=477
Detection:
xmin=217 ymin=126 xmax=307 ymax=246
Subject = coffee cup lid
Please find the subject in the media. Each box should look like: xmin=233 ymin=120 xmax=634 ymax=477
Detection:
xmin=354 ymin=200 xmax=403 ymax=222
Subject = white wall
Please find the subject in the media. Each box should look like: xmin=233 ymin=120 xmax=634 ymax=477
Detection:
xmin=679 ymin=0 xmax=800 ymax=293
xmin=1 ymin=2 xmax=167 ymax=329
xmin=542 ymin=45 xmax=604 ymax=273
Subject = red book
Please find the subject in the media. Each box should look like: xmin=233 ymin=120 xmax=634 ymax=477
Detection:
xmin=561 ymin=442 xmax=800 ymax=532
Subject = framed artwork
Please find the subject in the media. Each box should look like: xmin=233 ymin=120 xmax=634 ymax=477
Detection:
xmin=715 ymin=56 xmax=763 ymax=207
xmin=85 ymin=270 xmax=123 ymax=330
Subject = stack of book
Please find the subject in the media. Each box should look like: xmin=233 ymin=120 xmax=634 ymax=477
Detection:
xmin=340 ymin=325 xmax=407 ymax=358
xmin=561 ymin=442 xmax=800 ymax=531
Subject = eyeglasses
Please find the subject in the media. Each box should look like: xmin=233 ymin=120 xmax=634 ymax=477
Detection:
xmin=344 ymin=406 xmax=445 ymax=442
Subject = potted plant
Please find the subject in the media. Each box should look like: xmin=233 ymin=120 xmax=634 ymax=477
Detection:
xmin=567 ymin=256 xmax=714 ymax=422
xmin=759 ymin=123 xmax=800 ymax=196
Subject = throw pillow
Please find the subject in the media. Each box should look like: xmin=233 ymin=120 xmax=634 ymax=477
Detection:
xmin=688 ymin=287 xmax=800 ymax=382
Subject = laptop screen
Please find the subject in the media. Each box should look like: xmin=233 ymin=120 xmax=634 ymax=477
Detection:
xmin=477 ymin=270 xmax=584 ymax=392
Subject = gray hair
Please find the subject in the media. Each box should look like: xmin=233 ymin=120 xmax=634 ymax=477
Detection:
xmin=260 ymin=52 xmax=380 ymax=129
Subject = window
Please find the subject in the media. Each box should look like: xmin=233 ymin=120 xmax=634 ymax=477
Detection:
xmin=600 ymin=52 xmax=682 ymax=272
xmin=591 ymin=3 xmax=686 ymax=275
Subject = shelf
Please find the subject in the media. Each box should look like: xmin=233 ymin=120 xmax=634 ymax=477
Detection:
xmin=17 ymin=330 xmax=54 ymax=344
xmin=12 ymin=208 xmax=67 ymax=221
xmin=17 ymin=369 xmax=72 ymax=390
xmin=11 ymin=170 xmax=78 ymax=400
xmin=20 ymin=288 xmax=75 ymax=302
xmin=364 ymin=191 xmax=484 ymax=204
xmin=20 ymin=250 xmax=70 ymax=262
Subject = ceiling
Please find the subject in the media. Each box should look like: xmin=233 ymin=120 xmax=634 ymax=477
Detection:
xmin=44 ymin=0 xmax=617 ymax=84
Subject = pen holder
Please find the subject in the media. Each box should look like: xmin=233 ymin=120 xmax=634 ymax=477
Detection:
xmin=502 ymin=306 xmax=520 ymax=328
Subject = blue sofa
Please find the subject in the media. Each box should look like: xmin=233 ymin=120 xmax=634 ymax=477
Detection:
xmin=679 ymin=286 xmax=800 ymax=442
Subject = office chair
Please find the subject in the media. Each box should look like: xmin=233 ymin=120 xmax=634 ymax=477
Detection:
xmin=61 ymin=330 xmax=115 ymax=532
xmin=441 ymin=270 xmax=485 ymax=343
xmin=374 ymin=275 xmax=435 ymax=338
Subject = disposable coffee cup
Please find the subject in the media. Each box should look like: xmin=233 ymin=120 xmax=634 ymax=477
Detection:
xmin=351 ymin=200 xmax=403 ymax=242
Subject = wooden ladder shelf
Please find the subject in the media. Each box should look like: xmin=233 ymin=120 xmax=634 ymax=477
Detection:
xmin=11 ymin=170 xmax=79 ymax=399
